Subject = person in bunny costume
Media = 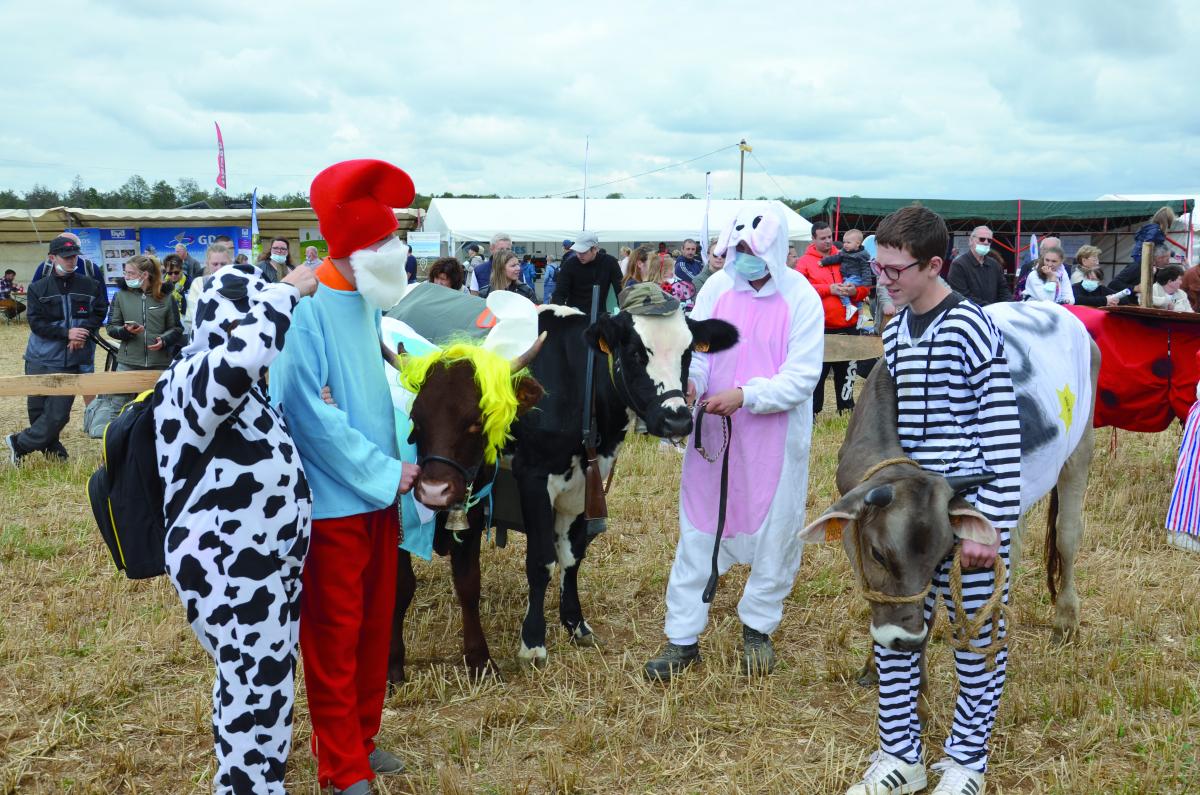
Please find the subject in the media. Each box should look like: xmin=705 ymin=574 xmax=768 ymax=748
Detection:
xmin=644 ymin=202 xmax=825 ymax=682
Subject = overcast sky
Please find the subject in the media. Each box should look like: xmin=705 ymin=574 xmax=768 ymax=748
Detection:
xmin=2 ymin=0 xmax=1197 ymax=203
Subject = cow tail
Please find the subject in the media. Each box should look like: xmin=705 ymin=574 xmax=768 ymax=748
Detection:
xmin=1044 ymin=487 xmax=1061 ymax=604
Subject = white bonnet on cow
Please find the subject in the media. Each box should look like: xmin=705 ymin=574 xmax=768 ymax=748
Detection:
xmin=713 ymin=202 xmax=790 ymax=284
xmin=481 ymin=290 xmax=538 ymax=361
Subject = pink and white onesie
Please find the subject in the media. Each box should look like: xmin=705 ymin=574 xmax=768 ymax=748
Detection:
xmin=663 ymin=203 xmax=825 ymax=644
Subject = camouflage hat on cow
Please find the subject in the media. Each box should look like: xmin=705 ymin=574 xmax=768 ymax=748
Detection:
xmin=618 ymin=282 xmax=680 ymax=316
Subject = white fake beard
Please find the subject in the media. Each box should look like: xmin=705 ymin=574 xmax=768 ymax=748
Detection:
xmin=350 ymin=238 xmax=411 ymax=310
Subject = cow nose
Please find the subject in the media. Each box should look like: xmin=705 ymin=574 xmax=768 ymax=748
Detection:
xmin=415 ymin=479 xmax=454 ymax=509
xmin=661 ymin=412 xmax=693 ymax=437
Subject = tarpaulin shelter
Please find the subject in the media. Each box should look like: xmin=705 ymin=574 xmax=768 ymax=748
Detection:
xmin=797 ymin=196 xmax=1192 ymax=276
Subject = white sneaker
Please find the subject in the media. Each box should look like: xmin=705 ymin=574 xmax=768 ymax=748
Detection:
xmin=1167 ymin=531 xmax=1200 ymax=553
xmin=846 ymin=750 xmax=927 ymax=795
xmin=930 ymin=759 xmax=984 ymax=795
xmin=845 ymin=303 xmax=858 ymax=321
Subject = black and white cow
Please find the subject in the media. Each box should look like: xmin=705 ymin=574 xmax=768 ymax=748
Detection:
xmin=506 ymin=304 xmax=738 ymax=666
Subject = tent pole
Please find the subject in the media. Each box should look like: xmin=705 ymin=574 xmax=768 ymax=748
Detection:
xmin=834 ymin=196 xmax=841 ymax=239
xmin=1015 ymin=198 xmax=1021 ymax=284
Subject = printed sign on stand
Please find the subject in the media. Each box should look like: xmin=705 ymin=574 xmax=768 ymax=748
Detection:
xmin=140 ymin=227 xmax=241 ymax=267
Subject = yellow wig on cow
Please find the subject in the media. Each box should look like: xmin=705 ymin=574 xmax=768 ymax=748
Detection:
xmin=396 ymin=342 xmax=524 ymax=465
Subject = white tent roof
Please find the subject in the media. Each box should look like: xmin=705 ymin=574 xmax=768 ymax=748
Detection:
xmin=422 ymin=198 xmax=812 ymax=245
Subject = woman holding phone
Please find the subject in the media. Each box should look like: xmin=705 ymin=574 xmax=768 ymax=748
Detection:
xmin=106 ymin=254 xmax=184 ymax=369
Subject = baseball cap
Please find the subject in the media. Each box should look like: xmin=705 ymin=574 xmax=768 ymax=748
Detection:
xmin=570 ymin=232 xmax=599 ymax=253
xmin=562 ymin=238 xmax=574 ymax=250
xmin=48 ymin=236 xmax=81 ymax=257
xmin=619 ymin=282 xmax=680 ymax=316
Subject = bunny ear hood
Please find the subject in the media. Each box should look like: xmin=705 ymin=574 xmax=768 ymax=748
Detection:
xmin=183 ymin=263 xmax=272 ymax=356
xmin=713 ymin=202 xmax=790 ymax=284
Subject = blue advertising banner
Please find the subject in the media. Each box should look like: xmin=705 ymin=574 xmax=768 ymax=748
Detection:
xmin=69 ymin=227 xmax=138 ymax=283
xmin=140 ymin=227 xmax=241 ymax=267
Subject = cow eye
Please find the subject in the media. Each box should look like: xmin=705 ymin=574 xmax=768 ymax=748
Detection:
xmin=870 ymin=547 xmax=886 ymax=566
xmin=467 ymin=420 xmax=483 ymax=433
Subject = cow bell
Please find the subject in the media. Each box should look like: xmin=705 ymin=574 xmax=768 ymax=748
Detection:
xmin=445 ymin=506 xmax=469 ymax=533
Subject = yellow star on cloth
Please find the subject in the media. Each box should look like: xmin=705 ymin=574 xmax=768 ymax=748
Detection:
xmin=1057 ymin=384 xmax=1075 ymax=428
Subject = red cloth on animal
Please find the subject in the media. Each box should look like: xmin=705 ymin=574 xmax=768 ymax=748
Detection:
xmin=300 ymin=508 xmax=399 ymax=789
xmin=1065 ymin=306 xmax=1200 ymax=432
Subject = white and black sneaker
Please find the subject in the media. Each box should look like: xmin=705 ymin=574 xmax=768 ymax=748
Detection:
xmin=930 ymin=758 xmax=984 ymax=795
xmin=846 ymin=750 xmax=927 ymax=795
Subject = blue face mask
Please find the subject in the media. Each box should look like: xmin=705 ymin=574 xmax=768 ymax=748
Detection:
xmin=1081 ymin=279 xmax=1099 ymax=291
xmin=126 ymin=278 xmax=142 ymax=289
xmin=733 ymin=251 xmax=769 ymax=280
xmin=270 ymin=253 xmax=287 ymax=265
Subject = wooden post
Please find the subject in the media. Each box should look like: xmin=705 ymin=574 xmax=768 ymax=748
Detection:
xmin=1140 ymin=241 xmax=1154 ymax=308
xmin=0 ymin=370 xmax=163 ymax=397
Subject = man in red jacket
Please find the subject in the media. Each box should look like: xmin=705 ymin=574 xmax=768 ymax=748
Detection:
xmin=795 ymin=221 xmax=870 ymax=414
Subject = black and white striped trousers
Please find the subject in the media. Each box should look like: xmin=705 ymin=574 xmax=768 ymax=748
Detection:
xmin=875 ymin=529 xmax=1011 ymax=774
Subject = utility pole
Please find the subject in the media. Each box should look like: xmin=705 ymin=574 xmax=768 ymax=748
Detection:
xmin=738 ymin=139 xmax=752 ymax=199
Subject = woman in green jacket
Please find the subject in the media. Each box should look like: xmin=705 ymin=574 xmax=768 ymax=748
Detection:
xmin=106 ymin=255 xmax=183 ymax=369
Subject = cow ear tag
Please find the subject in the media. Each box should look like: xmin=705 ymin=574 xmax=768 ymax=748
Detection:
xmin=694 ymin=342 xmax=710 ymax=353
xmin=598 ymin=338 xmax=611 ymax=355
xmin=825 ymin=518 xmax=844 ymax=542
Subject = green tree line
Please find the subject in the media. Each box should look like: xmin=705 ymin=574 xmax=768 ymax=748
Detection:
xmin=0 ymin=175 xmax=817 ymax=213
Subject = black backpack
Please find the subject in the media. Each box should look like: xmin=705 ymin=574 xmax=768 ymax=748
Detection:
xmin=87 ymin=387 xmax=230 ymax=579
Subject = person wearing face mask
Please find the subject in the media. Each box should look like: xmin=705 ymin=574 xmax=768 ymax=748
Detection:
xmin=644 ymin=203 xmax=824 ymax=683
xmin=6 ymin=236 xmax=107 ymax=464
xmin=106 ymin=255 xmax=183 ymax=369
xmin=946 ymin=225 xmax=1010 ymax=306
xmin=268 ymin=159 xmax=422 ymax=795
xmin=1072 ymin=247 xmax=1121 ymax=307
xmin=256 ymin=237 xmax=293 ymax=282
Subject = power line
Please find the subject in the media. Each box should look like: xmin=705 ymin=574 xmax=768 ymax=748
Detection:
xmin=543 ymin=143 xmax=740 ymax=198
xmin=748 ymin=151 xmax=788 ymax=198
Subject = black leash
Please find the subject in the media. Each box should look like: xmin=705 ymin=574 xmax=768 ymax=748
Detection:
xmin=694 ymin=403 xmax=732 ymax=604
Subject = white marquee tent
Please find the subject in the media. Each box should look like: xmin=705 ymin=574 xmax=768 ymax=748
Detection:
xmin=422 ymin=198 xmax=812 ymax=255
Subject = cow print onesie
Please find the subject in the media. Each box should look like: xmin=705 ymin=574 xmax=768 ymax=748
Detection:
xmin=155 ymin=264 xmax=311 ymax=794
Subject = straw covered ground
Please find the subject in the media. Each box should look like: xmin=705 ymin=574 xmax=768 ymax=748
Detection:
xmin=0 ymin=321 xmax=1197 ymax=793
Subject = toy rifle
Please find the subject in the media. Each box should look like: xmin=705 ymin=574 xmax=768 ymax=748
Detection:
xmin=582 ymin=283 xmax=608 ymax=535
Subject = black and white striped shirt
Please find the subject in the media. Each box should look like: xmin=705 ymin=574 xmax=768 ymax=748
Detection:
xmin=883 ymin=297 xmax=1022 ymax=528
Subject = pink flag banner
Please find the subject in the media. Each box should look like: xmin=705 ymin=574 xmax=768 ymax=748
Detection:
xmin=215 ymin=122 xmax=227 ymax=189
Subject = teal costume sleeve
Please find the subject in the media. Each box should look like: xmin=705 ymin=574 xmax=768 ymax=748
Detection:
xmin=271 ymin=322 xmax=403 ymax=512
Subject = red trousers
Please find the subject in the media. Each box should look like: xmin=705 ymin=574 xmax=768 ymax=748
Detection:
xmin=300 ymin=508 xmax=399 ymax=789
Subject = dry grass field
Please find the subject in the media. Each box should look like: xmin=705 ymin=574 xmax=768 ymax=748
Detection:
xmin=0 ymin=321 xmax=1197 ymax=794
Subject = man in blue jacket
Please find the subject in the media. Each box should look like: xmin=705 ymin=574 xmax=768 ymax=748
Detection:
xmin=7 ymin=236 xmax=107 ymax=463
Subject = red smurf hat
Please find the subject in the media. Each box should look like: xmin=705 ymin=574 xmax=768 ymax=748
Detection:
xmin=310 ymin=159 xmax=416 ymax=257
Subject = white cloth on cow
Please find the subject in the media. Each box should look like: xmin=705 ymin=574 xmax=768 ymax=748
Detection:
xmin=381 ymin=317 xmax=439 ymax=559
xmin=663 ymin=203 xmax=825 ymax=644
xmin=983 ymin=302 xmax=1094 ymax=512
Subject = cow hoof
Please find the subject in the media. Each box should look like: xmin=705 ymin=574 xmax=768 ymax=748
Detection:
xmin=1051 ymin=624 xmax=1078 ymax=645
xmin=856 ymin=666 xmax=879 ymax=688
xmin=468 ymin=661 xmax=504 ymax=683
xmin=569 ymin=623 xmax=601 ymax=648
xmin=517 ymin=642 xmax=548 ymax=669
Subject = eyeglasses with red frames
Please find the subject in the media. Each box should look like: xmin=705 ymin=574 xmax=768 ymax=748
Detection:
xmin=870 ymin=259 xmax=924 ymax=281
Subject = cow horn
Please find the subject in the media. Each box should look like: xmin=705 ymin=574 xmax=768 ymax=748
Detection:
xmin=944 ymin=471 xmax=995 ymax=495
xmin=864 ymin=484 xmax=893 ymax=507
xmin=381 ymin=340 xmax=407 ymax=372
xmin=511 ymin=332 xmax=547 ymax=373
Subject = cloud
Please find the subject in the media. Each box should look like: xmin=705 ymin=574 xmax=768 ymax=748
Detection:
xmin=2 ymin=0 xmax=1199 ymax=204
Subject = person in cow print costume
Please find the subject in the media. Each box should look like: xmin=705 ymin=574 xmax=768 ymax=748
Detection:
xmin=157 ymin=261 xmax=318 ymax=793
xmin=644 ymin=202 xmax=824 ymax=681
xmin=269 ymin=159 xmax=421 ymax=795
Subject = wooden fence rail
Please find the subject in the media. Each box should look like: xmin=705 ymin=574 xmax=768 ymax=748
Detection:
xmin=0 ymin=335 xmax=883 ymax=397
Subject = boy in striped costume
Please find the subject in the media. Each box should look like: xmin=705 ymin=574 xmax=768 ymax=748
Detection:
xmin=847 ymin=207 xmax=1022 ymax=795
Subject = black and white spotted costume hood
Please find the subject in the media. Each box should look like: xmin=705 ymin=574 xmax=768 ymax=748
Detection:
xmin=155 ymin=263 xmax=312 ymax=794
